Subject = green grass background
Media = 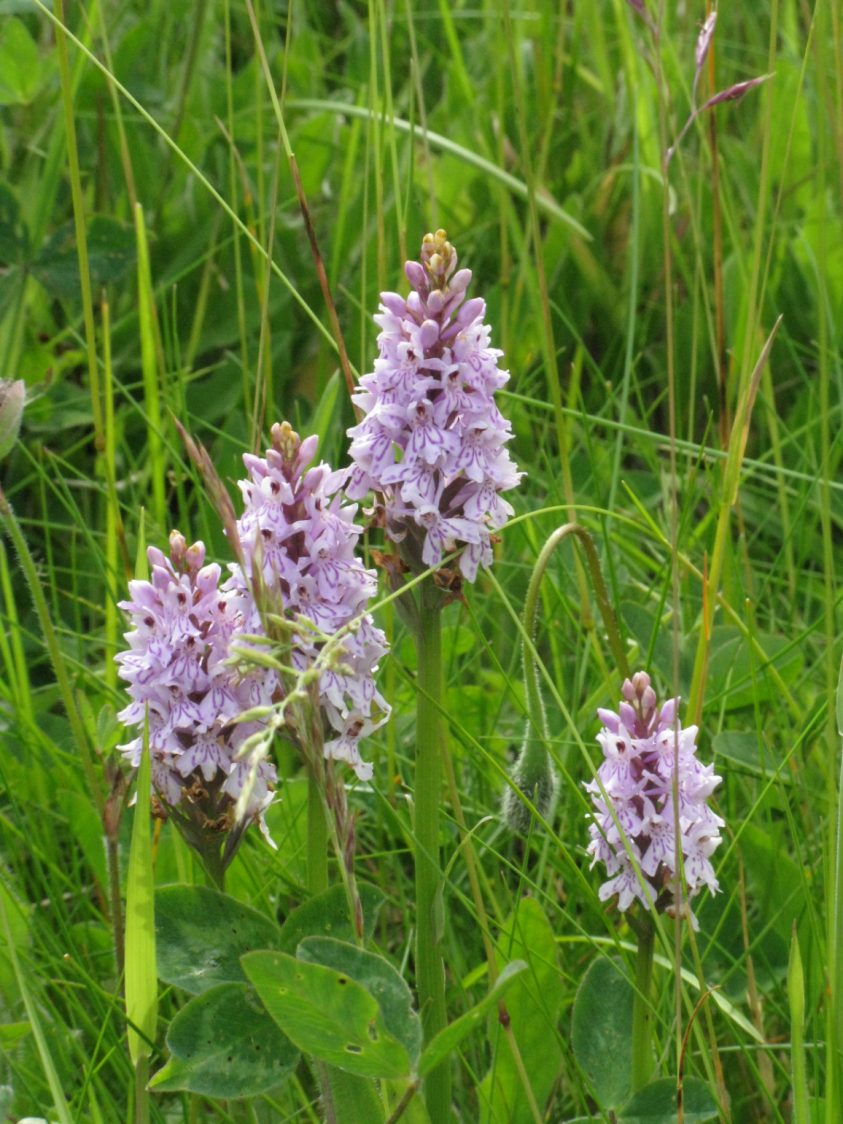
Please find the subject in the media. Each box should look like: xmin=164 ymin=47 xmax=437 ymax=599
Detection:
xmin=0 ymin=0 xmax=841 ymax=1119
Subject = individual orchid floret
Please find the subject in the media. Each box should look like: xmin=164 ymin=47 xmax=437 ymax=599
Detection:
xmin=115 ymin=530 xmax=277 ymax=860
xmin=226 ymin=421 xmax=390 ymax=782
xmin=346 ymin=230 xmax=522 ymax=584
xmin=585 ymin=671 xmax=724 ymax=926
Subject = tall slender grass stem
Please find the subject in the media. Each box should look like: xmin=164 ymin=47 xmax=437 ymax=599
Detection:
xmin=133 ymin=204 xmax=166 ymax=530
xmin=53 ymin=0 xmax=103 ymax=447
xmin=788 ymin=924 xmax=809 ymax=1123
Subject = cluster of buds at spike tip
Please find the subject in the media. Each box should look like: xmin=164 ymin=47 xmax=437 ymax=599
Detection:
xmin=346 ymin=230 xmax=522 ymax=585
xmin=585 ymin=672 xmax=724 ymax=927
xmin=115 ymin=531 xmax=278 ymax=852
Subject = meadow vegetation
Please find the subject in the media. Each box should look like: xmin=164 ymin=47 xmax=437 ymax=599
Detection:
xmin=0 ymin=0 xmax=841 ymax=1120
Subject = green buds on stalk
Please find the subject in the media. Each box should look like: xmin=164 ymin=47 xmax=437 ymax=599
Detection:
xmin=502 ymin=719 xmax=559 ymax=834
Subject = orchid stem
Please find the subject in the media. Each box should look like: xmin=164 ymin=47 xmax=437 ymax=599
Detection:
xmin=631 ymin=911 xmax=656 ymax=1092
xmin=413 ymin=580 xmax=450 ymax=1120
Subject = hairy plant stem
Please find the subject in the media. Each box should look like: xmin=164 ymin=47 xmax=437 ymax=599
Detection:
xmin=413 ymin=581 xmax=450 ymax=1120
xmin=631 ymin=911 xmax=655 ymax=1092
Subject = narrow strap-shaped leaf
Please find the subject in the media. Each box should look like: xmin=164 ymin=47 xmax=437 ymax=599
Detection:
xmin=125 ymin=728 xmax=157 ymax=1065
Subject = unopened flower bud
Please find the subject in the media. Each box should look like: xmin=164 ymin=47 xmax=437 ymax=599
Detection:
xmin=0 ymin=379 xmax=24 ymax=460
xmin=168 ymin=530 xmax=188 ymax=568
xmin=502 ymin=733 xmax=558 ymax=835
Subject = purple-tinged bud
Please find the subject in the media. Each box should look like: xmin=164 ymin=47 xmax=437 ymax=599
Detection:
xmin=618 ymin=700 xmax=638 ymax=733
xmin=405 ymin=261 xmax=427 ymax=291
xmin=698 ymin=73 xmax=772 ymax=111
xmin=695 ymin=12 xmax=717 ymax=70
xmin=406 ymin=291 xmax=425 ymax=320
xmin=426 ymin=290 xmax=446 ymax=316
xmin=419 ymin=319 xmax=440 ymax=349
xmin=0 ymin=378 xmax=24 ymax=460
xmin=641 ymin=683 xmax=657 ymax=719
xmin=597 ymin=707 xmax=620 ymax=734
xmin=449 ymin=268 xmax=472 ymax=294
xmin=455 ymin=296 xmax=485 ymax=328
xmin=381 ymin=292 xmax=407 ymax=316
xmin=185 ymin=541 xmax=206 ymax=573
xmin=169 ymin=530 xmax=188 ymax=568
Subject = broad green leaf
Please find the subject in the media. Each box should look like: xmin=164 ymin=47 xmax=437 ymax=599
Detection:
xmin=0 ymin=19 xmax=43 ymax=105
xmin=324 ymin=1068 xmax=389 ymax=1124
xmin=618 ymin=1076 xmax=718 ymax=1122
xmin=707 ymin=626 xmax=800 ymax=710
xmin=60 ymin=790 xmax=108 ymax=889
xmin=479 ymin=898 xmax=564 ymax=1124
xmin=740 ymin=822 xmax=820 ymax=1010
xmin=32 ymin=216 xmax=136 ymax=298
xmin=711 ymin=731 xmax=787 ymax=781
xmin=739 ymin=822 xmax=808 ymax=946
xmin=125 ymin=737 xmax=157 ymax=1064
xmin=298 ymin=937 xmax=421 ymax=1068
xmin=571 ymin=956 xmax=634 ymax=1110
xmin=0 ymin=1021 xmax=30 ymax=1045
xmin=242 ymin=948 xmax=411 ymax=1079
xmin=419 ymin=960 xmax=528 ymax=1078
xmin=278 ymin=881 xmax=385 ymax=953
xmin=156 ymin=884 xmax=280 ymax=995
xmin=149 ymin=982 xmax=298 ymax=1097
